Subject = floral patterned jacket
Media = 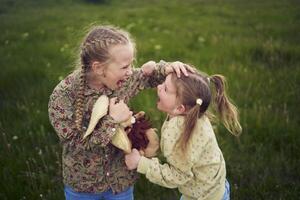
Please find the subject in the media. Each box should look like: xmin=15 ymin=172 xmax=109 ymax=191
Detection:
xmin=48 ymin=62 xmax=167 ymax=193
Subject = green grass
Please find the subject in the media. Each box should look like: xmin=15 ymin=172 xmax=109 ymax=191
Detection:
xmin=1 ymin=0 xmax=300 ymax=199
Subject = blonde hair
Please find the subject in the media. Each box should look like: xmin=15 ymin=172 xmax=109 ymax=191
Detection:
xmin=74 ymin=25 xmax=135 ymax=131
xmin=171 ymin=69 xmax=242 ymax=152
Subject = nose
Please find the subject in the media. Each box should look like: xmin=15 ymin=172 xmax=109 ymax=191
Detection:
xmin=126 ymin=67 xmax=133 ymax=76
xmin=157 ymin=84 xmax=162 ymax=91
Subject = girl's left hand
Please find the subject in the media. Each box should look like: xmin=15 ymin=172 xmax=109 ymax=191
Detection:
xmin=165 ymin=61 xmax=196 ymax=77
xmin=125 ymin=148 xmax=141 ymax=170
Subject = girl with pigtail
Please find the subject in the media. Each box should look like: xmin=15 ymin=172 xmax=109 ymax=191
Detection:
xmin=125 ymin=67 xmax=242 ymax=200
xmin=48 ymin=25 xmax=194 ymax=200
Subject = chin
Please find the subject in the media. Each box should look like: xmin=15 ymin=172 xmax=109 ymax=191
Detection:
xmin=156 ymin=103 xmax=162 ymax=112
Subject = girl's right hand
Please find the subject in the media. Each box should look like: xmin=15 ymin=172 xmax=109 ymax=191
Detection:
xmin=141 ymin=60 xmax=156 ymax=76
xmin=125 ymin=148 xmax=141 ymax=170
xmin=109 ymin=97 xmax=133 ymax=123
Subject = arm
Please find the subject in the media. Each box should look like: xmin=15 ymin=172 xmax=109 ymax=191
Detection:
xmin=125 ymin=149 xmax=193 ymax=188
xmin=115 ymin=61 xmax=195 ymax=102
xmin=87 ymin=98 xmax=132 ymax=147
xmin=138 ymin=156 xmax=193 ymax=188
xmin=48 ymin=90 xmax=78 ymax=142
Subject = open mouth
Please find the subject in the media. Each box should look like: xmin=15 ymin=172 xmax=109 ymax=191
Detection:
xmin=117 ymin=79 xmax=125 ymax=88
xmin=156 ymin=96 xmax=161 ymax=104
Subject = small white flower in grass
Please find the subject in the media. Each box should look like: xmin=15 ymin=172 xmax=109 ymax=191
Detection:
xmin=154 ymin=44 xmax=161 ymax=50
xmin=198 ymin=36 xmax=205 ymax=43
xmin=12 ymin=136 xmax=18 ymax=140
xmin=22 ymin=32 xmax=29 ymax=39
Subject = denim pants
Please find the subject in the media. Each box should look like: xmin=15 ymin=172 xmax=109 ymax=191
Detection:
xmin=180 ymin=179 xmax=230 ymax=200
xmin=64 ymin=186 xmax=134 ymax=200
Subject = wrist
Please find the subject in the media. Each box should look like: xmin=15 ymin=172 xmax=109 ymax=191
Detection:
xmin=157 ymin=60 xmax=169 ymax=76
xmin=137 ymin=156 xmax=151 ymax=174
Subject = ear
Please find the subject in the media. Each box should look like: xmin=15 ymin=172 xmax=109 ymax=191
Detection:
xmin=174 ymin=104 xmax=186 ymax=115
xmin=91 ymin=61 xmax=104 ymax=76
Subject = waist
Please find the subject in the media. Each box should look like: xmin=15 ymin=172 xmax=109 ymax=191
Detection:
xmin=61 ymin=143 xmax=138 ymax=193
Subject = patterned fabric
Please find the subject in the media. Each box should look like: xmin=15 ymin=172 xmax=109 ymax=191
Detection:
xmin=48 ymin=62 xmax=167 ymax=193
xmin=137 ymin=116 xmax=226 ymax=200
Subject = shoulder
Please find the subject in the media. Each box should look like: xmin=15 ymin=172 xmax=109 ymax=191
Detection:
xmin=50 ymin=70 xmax=80 ymax=103
xmin=188 ymin=116 xmax=216 ymax=152
xmin=165 ymin=116 xmax=185 ymax=129
xmin=195 ymin=115 xmax=214 ymax=137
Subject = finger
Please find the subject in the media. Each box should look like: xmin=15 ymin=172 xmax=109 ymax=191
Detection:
xmin=139 ymin=150 xmax=145 ymax=156
xmin=109 ymin=97 xmax=117 ymax=106
xmin=186 ymin=64 xmax=196 ymax=73
xmin=126 ymin=111 xmax=133 ymax=119
xmin=132 ymin=148 xmax=139 ymax=153
xmin=180 ymin=65 xmax=188 ymax=76
xmin=173 ymin=65 xmax=181 ymax=77
xmin=119 ymin=99 xmax=125 ymax=104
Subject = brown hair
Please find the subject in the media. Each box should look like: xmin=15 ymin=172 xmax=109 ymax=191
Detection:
xmin=171 ymin=69 xmax=242 ymax=152
xmin=74 ymin=25 xmax=135 ymax=131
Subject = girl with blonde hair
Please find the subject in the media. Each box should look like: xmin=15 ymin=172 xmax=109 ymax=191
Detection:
xmin=48 ymin=25 xmax=193 ymax=200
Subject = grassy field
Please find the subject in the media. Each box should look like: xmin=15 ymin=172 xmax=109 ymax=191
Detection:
xmin=0 ymin=0 xmax=299 ymax=199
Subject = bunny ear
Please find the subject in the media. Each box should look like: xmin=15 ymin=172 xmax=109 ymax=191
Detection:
xmin=111 ymin=128 xmax=132 ymax=154
xmin=83 ymin=95 xmax=109 ymax=139
xmin=133 ymin=111 xmax=145 ymax=119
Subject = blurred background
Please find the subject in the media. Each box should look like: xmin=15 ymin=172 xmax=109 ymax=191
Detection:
xmin=0 ymin=0 xmax=299 ymax=199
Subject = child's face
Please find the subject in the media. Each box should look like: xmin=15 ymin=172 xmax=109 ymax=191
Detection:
xmin=101 ymin=43 xmax=134 ymax=90
xmin=157 ymin=74 xmax=180 ymax=117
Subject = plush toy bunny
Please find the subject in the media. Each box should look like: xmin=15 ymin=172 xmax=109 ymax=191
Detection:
xmin=83 ymin=95 xmax=159 ymax=157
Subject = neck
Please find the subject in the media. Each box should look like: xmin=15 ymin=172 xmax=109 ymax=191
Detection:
xmin=86 ymin=71 xmax=104 ymax=90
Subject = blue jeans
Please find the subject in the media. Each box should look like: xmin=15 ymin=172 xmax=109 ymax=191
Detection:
xmin=180 ymin=179 xmax=230 ymax=200
xmin=64 ymin=186 xmax=134 ymax=200
xmin=223 ymin=179 xmax=230 ymax=200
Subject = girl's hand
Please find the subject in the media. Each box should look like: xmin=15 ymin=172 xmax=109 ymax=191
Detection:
xmin=165 ymin=61 xmax=196 ymax=77
xmin=125 ymin=148 xmax=141 ymax=170
xmin=109 ymin=97 xmax=133 ymax=123
xmin=141 ymin=61 xmax=156 ymax=76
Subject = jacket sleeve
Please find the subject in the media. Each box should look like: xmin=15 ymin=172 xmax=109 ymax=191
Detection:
xmin=48 ymin=90 xmax=78 ymax=142
xmin=137 ymin=156 xmax=194 ymax=189
xmin=115 ymin=60 xmax=169 ymax=101
xmin=143 ymin=60 xmax=169 ymax=88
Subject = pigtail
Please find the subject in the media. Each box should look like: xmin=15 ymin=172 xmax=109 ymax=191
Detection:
xmin=75 ymin=65 xmax=86 ymax=132
xmin=210 ymin=75 xmax=242 ymax=136
xmin=180 ymin=106 xmax=202 ymax=152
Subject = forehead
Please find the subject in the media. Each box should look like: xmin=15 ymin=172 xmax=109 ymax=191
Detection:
xmin=109 ymin=43 xmax=134 ymax=65
xmin=165 ymin=74 xmax=177 ymax=93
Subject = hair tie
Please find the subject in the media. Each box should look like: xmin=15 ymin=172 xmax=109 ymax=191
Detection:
xmin=196 ymin=98 xmax=203 ymax=106
xmin=207 ymin=77 xmax=210 ymax=84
